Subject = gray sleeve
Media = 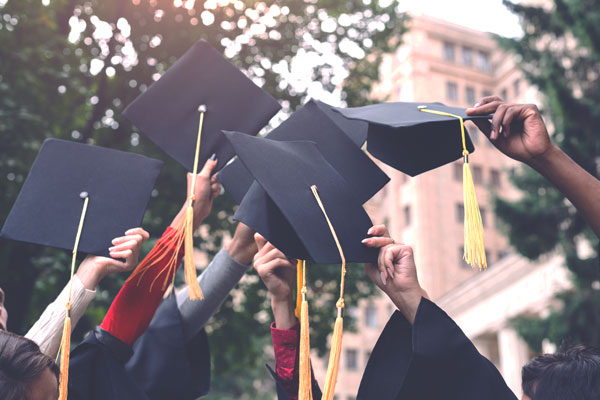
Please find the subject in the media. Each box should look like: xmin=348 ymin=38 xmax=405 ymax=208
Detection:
xmin=176 ymin=247 xmax=251 ymax=341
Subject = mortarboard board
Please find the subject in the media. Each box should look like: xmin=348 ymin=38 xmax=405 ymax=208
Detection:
xmin=223 ymin=131 xmax=378 ymax=264
xmin=333 ymin=102 xmax=490 ymax=176
xmin=0 ymin=138 xmax=163 ymax=400
xmin=222 ymin=131 xmax=379 ymax=399
xmin=335 ymin=101 xmax=489 ymax=270
xmin=313 ymin=99 xmax=369 ymax=147
xmin=218 ymin=99 xmax=388 ymax=205
xmin=0 ymin=138 xmax=162 ymax=257
xmin=122 ymin=39 xmax=281 ymax=172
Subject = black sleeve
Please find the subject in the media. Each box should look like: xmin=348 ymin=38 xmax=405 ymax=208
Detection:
xmin=68 ymin=327 xmax=147 ymax=400
xmin=125 ymin=295 xmax=211 ymax=400
xmin=357 ymin=298 xmax=518 ymax=400
xmin=265 ymin=364 xmax=322 ymax=400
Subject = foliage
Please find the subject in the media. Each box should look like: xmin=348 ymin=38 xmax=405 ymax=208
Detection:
xmin=498 ymin=0 xmax=600 ymax=351
xmin=0 ymin=0 xmax=406 ymax=396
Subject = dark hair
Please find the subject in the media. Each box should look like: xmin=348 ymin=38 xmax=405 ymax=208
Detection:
xmin=522 ymin=345 xmax=600 ymax=400
xmin=0 ymin=331 xmax=59 ymax=400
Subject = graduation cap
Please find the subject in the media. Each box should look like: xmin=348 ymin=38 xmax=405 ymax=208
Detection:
xmin=123 ymin=39 xmax=281 ymax=172
xmin=334 ymin=101 xmax=489 ymax=270
xmin=123 ymin=39 xmax=281 ymax=300
xmin=218 ymin=99 xmax=387 ymax=205
xmin=223 ymin=131 xmax=379 ymax=399
xmin=0 ymin=138 xmax=163 ymax=400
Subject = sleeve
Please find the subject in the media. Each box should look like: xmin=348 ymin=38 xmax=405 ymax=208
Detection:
xmin=175 ymin=247 xmax=250 ymax=341
xmin=357 ymin=298 xmax=518 ymax=400
xmin=100 ymin=227 xmax=185 ymax=346
xmin=24 ymin=274 xmax=96 ymax=358
xmin=271 ymin=320 xmax=301 ymax=399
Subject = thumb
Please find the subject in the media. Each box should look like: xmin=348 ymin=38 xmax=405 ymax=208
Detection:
xmin=254 ymin=233 xmax=267 ymax=251
xmin=199 ymin=155 xmax=218 ymax=178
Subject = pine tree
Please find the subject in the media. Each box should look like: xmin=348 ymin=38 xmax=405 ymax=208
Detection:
xmin=497 ymin=0 xmax=600 ymax=351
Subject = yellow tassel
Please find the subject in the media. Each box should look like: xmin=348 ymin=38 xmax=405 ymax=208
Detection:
xmin=298 ymin=260 xmax=312 ymax=400
xmin=310 ymin=185 xmax=346 ymax=400
xmin=463 ymin=156 xmax=487 ymax=270
xmin=184 ymin=205 xmax=203 ymax=299
xmin=57 ymin=307 xmax=71 ymax=400
xmin=295 ymin=259 xmax=303 ymax=319
xmin=321 ymin=306 xmax=344 ymax=400
xmin=417 ymin=105 xmax=487 ymax=270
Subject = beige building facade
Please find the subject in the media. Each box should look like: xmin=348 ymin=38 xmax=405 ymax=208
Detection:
xmin=310 ymin=15 xmax=569 ymax=400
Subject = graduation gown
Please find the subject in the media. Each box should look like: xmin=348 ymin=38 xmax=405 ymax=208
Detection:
xmin=269 ymin=298 xmax=517 ymax=400
xmin=68 ymin=296 xmax=210 ymax=400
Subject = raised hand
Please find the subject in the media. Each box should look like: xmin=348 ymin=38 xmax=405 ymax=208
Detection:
xmin=76 ymin=227 xmax=150 ymax=290
xmin=466 ymin=96 xmax=553 ymax=164
xmin=253 ymin=234 xmax=297 ymax=329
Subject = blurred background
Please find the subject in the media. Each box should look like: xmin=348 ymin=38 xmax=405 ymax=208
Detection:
xmin=1 ymin=0 xmax=599 ymax=398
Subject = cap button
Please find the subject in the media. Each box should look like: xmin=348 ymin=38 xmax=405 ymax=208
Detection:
xmin=79 ymin=191 xmax=89 ymax=199
xmin=198 ymin=104 xmax=207 ymax=112
xmin=417 ymin=105 xmax=427 ymax=110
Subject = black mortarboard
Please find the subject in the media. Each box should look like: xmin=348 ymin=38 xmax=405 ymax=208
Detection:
xmin=218 ymin=99 xmax=388 ymax=205
xmin=0 ymin=139 xmax=162 ymax=257
xmin=223 ymin=131 xmax=378 ymax=264
xmin=334 ymin=102 xmax=490 ymax=176
xmin=123 ymin=39 xmax=281 ymax=172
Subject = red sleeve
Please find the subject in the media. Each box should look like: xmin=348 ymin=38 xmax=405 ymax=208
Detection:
xmin=272 ymin=320 xmax=301 ymax=400
xmin=100 ymin=227 xmax=184 ymax=346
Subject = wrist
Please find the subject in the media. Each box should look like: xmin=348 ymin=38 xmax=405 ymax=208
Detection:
xmin=526 ymin=143 xmax=562 ymax=172
xmin=387 ymin=286 xmax=427 ymax=324
xmin=226 ymin=235 xmax=257 ymax=265
xmin=271 ymin=295 xmax=295 ymax=330
xmin=76 ymin=260 xmax=106 ymax=290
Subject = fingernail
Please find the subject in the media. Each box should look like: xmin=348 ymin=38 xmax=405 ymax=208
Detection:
xmin=474 ymin=102 xmax=480 ymax=107
xmin=367 ymin=227 xmax=374 ymax=235
xmin=361 ymin=238 xmax=369 ymax=244
xmin=111 ymin=239 xmax=118 ymax=245
xmin=125 ymin=229 xmax=135 ymax=235
xmin=210 ymin=153 xmax=217 ymax=161
xmin=380 ymin=271 xmax=387 ymax=285
xmin=108 ymin=246 xmax=115 ymax=251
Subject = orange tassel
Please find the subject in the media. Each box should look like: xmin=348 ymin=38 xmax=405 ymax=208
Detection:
xmin=184 ymin=205 xmax=203 ymax=299
xmin=298 ymin=260 xmax=312 ymax=400
xmin=295 ymin=259 xmax=303 ymax=319
xmin=321 ymin=306 xmax=344 ymax=400
xmin=57 ymin=307 xmax=71 ymax=400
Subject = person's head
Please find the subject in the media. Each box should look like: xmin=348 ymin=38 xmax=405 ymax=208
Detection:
xmin=0 ymin=331 xmax=59 ymax=400
xmin=522 ymin=345 xmax=600 ymax=400
xmin=0 ymin=287 xmax=7 ymax=331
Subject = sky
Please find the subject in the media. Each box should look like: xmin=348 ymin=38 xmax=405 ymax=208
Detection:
xmin=397 ymin=0 xmax=524 ymax=38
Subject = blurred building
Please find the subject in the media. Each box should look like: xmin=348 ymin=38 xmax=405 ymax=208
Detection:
xmin=310 ymin=14 xmax=569 ymax=400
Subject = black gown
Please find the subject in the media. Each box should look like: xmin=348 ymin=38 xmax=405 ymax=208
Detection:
xmin=68 ymin=296 xmax=210 ymax=400
xmin=269 ymin=298 xmax=518 ymax=400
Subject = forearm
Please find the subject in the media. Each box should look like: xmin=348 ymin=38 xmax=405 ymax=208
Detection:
xmin=25 ymin=275 xmax=95 ymax=358
xmin=387 ymin=287 xmax=429 ymax=324
xmin=176 ymin=248 xmax=251 ymax=341
xmin=529 ymin=144 xmax=600 ymax=238
xmin=271 ymin=295 xmax=296 ymax=330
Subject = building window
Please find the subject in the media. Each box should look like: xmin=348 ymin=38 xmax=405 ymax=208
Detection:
xmin=472 ymin=165 xmax=483 ymax=185
xmin=513 ymin=78 xmax=521 ymax=97
xmin=365 ymin=305 xmax=378 ymax=328
xmin=453 ymin=163 xmax=462 ymax=182
xmin=443 ymin=41 xmax=456 ymax=62
xmin=403 ymin=205 xmax=411 ymax=226
xmin=346 ymin=349 xmax=358 ymax=371
xmin=477 ymin=51 xmax=491 ymax=72
xmin=365 ymin=350 xmax=372 ymax=365
xmin=456 ymin=203 xmax=465 ymax=223
xmin=482 ymin=90 xmax=493 ymax=98
xmin=480 ymin=207 xmax=487 ymax=227
xmin=490 ymin=169 xmax=501 ymax=188
xmin=446 ymin=81 xmax=458 ymax=102
xmin=462 ymin=46 xmax=473 ymax=66
xmin=465 ymin=86 xmax=476 ymax=106
xmin=500 ymin=88 xmax=508 ymax=101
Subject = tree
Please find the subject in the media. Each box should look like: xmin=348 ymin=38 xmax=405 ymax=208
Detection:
xmin=0 ymin=0 xmax=407 ymax=397
xmin=496 ymin=0 xmax=600 ymax=352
